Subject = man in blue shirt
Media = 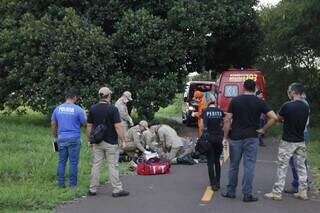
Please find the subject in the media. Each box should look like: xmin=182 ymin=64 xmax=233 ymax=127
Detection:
xmin=51 ymin=88 xmax=87 ymax=188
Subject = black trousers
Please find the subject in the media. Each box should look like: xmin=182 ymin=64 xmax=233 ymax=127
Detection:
xmin=206 ymin=142 xmax=223 ymax=187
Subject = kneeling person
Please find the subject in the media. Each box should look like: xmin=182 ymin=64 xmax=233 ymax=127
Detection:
xmin=150 ymin=124 xmax=194 ymax=164
xmin=123 ymin=120 xmax=150 ymax=157
xmin=142 ymin=129 xmax=159 ymax=152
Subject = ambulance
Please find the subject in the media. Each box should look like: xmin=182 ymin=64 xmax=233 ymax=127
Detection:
xmin=182 ymin=81 xmax=216 ymax=126
xmin=216 ymin=67 xmax=267 ymax=112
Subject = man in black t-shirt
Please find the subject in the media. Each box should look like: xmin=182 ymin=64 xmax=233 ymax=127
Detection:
xmin=86 ymin=87 xmax=129 ymax=197
xmin=264 ymin=83 xmax=309 ymax=201
xmin=222 ymin=79 xmax=278 ymax=202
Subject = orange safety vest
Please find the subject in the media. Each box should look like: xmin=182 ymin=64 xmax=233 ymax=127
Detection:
xmin=195 ymin=97 xmax=207 ymax=136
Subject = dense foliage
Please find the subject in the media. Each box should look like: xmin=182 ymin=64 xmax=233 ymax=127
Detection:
xmin=0 ymin=0 xmax=261 ymax=118
xmin=257 ymin=0 xmax=320 ymax=125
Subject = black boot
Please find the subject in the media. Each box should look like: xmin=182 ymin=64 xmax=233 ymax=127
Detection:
xmin=243 ymin=194 xmax=258 ymax=202
xmin=211 ymin=178 xmax=220 ymax=191
xmin=221 ymin=192 xmax=236 ymax=199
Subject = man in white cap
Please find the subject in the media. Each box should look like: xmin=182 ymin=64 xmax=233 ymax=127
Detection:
xmin=115 ymin=91 xmax=134 ymax=132
xmin=86 ymin=87 xmax=129 ymax=197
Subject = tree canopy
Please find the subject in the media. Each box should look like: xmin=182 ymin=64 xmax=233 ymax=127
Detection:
xmin=257 ymin=0 xmax=320 ymax=124
xmin=0 ymin=0 xmax=261 ymax=119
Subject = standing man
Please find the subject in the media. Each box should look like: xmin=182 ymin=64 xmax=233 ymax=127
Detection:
xmin=87 ymin=87 xmax=129 ymax=197
xmin=265 ymin=83 xmax=309 ymax=201
xmin=51 ymin=88 xmax=87 ymax=188
xmin=285 ymin=92 xmax=309 ymax=193
xmin=115 ymin=91 xmax=134 ymax=132
xmin=222 ymin=79 xmax=277 ymax=202
xmin=192 ymin=91 xmax=205 ymax=136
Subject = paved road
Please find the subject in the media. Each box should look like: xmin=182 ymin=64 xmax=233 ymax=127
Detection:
xmin=56 ymin=126 xmax=319 ymax=213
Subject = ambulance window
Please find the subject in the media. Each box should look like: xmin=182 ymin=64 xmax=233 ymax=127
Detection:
xmin=224 ymin=85 xmax=238 ymax=97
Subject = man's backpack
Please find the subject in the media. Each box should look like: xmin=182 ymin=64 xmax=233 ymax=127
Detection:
xmin=90 ymin=121 xmax=107 ymax=144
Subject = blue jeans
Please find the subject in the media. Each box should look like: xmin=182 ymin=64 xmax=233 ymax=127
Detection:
xmin=289 ymin=131 xmax=309 ymax=188
xmin=227 ymin=138 xmax=259 ymax=195
xmin=57 ymin=138 xmax=81 ymax=187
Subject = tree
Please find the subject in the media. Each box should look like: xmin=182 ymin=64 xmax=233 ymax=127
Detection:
xmin=0 ymin=8 xmax=116 ymax=113
xmin=111 ymin=9 xmax=183 ymax=119
xmin=1 ymin=0 xmax=262 ymax=119
xmin=257 ymin=0 xmax=320 ymax=124
xmin=168 ymin=0 xmax=261 ymax=72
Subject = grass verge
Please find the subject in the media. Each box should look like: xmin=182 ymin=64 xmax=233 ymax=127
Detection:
xmin=0 ymin=112 xmax=130 ymax=212
xmin=156 ymin=93 xmax=183 ymax=117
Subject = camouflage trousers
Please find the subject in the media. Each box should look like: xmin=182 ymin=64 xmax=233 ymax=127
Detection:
xmin=272 ymin=140 xmax=307 ymax=195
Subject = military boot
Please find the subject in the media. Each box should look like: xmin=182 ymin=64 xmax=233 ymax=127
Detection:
xmin=293 ymin=191 xmax=308 ymax=200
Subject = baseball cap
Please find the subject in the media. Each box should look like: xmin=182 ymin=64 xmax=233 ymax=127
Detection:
xmin=99 ymin=87 xmax=112 ymax=96
xmin=139 ymin=120 xmax=148 ymax=129
xmin=123 ymin=91 xmax=133 ymax=100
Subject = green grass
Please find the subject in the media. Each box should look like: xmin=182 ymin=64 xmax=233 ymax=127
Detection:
xmin=0 ymin=112 xmax=130 ymax=212
xmin=130 ymin=93 xmax=183 ymax=132
xmin=156 ymin=93 xmax=183 ymax=117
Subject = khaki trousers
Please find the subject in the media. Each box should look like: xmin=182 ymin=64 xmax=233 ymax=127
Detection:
xmin=89 ymin=142 xmax=123 ymax=193
xmin=167 ymin=146 xmax=183 ymax=161
xmin=272 ymin=140 xmax=307 ymax=195
xmin=166 ymin=138 xmax=195 ymax=161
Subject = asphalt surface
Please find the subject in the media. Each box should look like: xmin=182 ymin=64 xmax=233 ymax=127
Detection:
xmin=56 ymin=125 xmax=320 ymax=213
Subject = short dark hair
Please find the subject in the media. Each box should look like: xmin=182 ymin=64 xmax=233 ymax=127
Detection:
xmin=243 ymin=79 xmax=256 ymax=92
xmin=289 ymin=82 xmax=304 ymax=95
xmin=65 ymin=88 xmax=78 ymax=99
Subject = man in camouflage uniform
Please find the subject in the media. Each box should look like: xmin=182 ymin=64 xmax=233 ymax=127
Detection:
xmin=115 ymin=91 xmax=134 ymax=132
xmin=264 ymin=83 xmax=309 ymax=201
xmin=122 ymin=120 xmax=150 ymax=157
xmin=149 ymin=124 xmax=195 ymax=164
xmin=142 ymin=129 xmax=159 ymax=152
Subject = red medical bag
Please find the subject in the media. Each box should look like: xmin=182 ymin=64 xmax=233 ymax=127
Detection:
xmin=136 ymin=157 xmax=170 ymax=175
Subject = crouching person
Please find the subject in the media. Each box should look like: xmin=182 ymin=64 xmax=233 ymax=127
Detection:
xmin=142 ymin=129 xmax=159 ymax=152
xmin=149 ymin=124 xmax=195 ymax=164
xmin=87 ymin=87 xmax=129 ymax=197
xmin=123 ymin=120 xmax=150 ymax=157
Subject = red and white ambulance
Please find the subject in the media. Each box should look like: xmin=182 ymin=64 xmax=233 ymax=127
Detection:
xmin=216 ymin=67 xmax=267 ymax=112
